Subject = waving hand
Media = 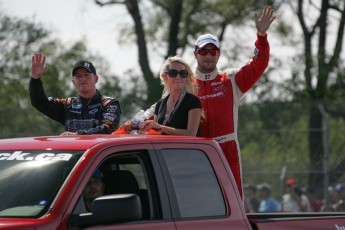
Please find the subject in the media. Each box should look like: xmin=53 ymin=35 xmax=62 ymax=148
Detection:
xmin=255 ymin=5 xmax=276 ymax=35
xmin=31 ymin=53 xmax=48 ymax=79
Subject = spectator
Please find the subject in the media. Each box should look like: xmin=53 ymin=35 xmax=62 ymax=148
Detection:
xmin=281 ymin=178 xmax=312 ymax=212
xmin=333 ymin=183 xmax=345 ymax=212
xmin=320 ymin=186 xmax=338 ymax=212
xmin=30 ymin=53 xmax=121 ymax=135
xmin=305 ymin=186 xmax=323 ymax=212
xmin=243 ymin=183 xmax=260 ymax=213
xmin=257 ymin=183 xmax=280 ymax=212
xmin=82 ymin=169 xmax=105 ymax=212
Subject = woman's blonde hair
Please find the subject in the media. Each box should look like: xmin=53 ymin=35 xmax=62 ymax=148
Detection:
xmin=159 ymin=56 xmax=195 ymax=96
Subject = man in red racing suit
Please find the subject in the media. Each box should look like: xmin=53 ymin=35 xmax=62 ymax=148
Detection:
xmin=194 ymin=6 xmax=276 ymax=198
xmin=126 ymin=6 xmax=275 ymax=198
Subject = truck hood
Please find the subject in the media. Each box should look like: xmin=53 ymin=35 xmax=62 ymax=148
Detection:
xmin=0 ymin=218 xmax=36 ymax=229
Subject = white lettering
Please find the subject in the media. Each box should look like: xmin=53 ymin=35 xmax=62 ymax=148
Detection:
xmin=52 ymin=153 xmax=73 ymax=161
xmin=211 ymin=81 xmax=222 ymax=86
xmin=7 ymin=151 xmax=30 ymax=160
xmin=0 ymin=152 xmax=74 ymax=161
xmin=0 ymin=153 xmax=10 ymax=160
xmin=89 ymin=109 xmax=98 ymax=114
xmin=35 ymin=153 xmax=55 ymax=161
xmin=335 ymin=224 xmax=345 ymax=230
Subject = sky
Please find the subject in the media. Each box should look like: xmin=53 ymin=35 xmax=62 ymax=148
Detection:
xmin=0 ymin=0 xmax=136 ymax=75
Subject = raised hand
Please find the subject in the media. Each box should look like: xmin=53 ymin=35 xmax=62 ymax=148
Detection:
xmin=31 ymin=53 xmax=48 ymax=79
xmin=255 ymin=5 xmax=276 ymax=35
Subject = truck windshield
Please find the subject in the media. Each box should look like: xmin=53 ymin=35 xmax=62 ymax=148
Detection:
xmin=0 ymin=150 xmax=83 ymax=218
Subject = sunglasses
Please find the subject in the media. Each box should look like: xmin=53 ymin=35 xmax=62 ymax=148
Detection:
xmin=166 ymin=69 xmax=188 ymax=78
xmin=197 ymin=48 xmax=219 ymax=56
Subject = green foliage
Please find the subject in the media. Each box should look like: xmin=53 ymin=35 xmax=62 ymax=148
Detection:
xmin=0 ymin=12 xmax=142 ymax=137
xmin=240 ymin=99 xmax=345 ymax=198
xmin=118 ymin=0 xmax=257 ymax=54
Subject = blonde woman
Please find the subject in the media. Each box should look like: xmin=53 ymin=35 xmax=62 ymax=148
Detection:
xmin=139 ymin=56 xmax=201 ymax=136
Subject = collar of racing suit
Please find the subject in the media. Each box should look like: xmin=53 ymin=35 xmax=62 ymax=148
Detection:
xmin=78 ymin=90 xmax=102 ymax=105
xmin=195 ymin=68 xmax=219 ymax=81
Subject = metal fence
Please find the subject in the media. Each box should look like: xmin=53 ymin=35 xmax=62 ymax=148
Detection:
xmin=239 ymin=100 xmax=345 ymax=212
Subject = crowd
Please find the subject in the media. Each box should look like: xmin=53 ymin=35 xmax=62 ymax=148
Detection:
xmin=244 ymin=179 xmax=345 ymax=213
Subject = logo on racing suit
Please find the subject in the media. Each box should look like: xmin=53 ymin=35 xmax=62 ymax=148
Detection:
xmin=254 ymin=47 xmax=259 ymax=58
xmin=199 ymin=85 xmax=228 ymax=100
xmin=72 ymin=103 xmax=82 ymax=110
xmin=48 ymin=97 xmax=67 ymax=104
xmin=199 ymin=88 xmax=228 ymax=100
xmin=102 ymin=99 xmax=112 ymax=107
xmin=211 ymin=81 xmax=223 ymax=86
xmin=88 ymin=103 xmax=101 ymax=109
xmin=103 ymin=114 xmax=115 ymax=121
xmin=107 ymin=105 xmax=118 ymax=114
xmin=89 ymin=109 xmax=99 ymax=114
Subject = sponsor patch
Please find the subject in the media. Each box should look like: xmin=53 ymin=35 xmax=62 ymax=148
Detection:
xmin=48 ymin=97 xmax=66 ymax=104
xmin=72 ymin=103 xmax=82 ymax=110
xmin=89 ymin=109 xmax=98 ymax=114
xmin=254 ymin=48 xmax=259 ymax=58
xmin=88 ymin=103 xmax=101 ymax=109
xmin=104 ymin=114 xmax=115 ymax=121
xmin=102 ymin=99 xmax=112 ymax=107
xmin=107 ymin=107 xmax=117 ymax=113
xmin=211 ymin=81 xmax=222 ymax=86
xmin=66 ymin=98 xmax=73 ymax=106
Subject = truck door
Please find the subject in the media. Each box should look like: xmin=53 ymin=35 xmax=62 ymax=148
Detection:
xmin=153 ymin=143 xmax=251 ymax=230
xmin=66 ymin=144 xmax=176 ymax=230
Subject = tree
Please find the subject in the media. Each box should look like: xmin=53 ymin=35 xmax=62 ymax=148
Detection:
xmin=94 ymin=0 xmax=258 ymax=108
xmin=286 ymin=0 xmax=345 ymax=194
xmin=0 ymin=12 xmax=138 ymax=137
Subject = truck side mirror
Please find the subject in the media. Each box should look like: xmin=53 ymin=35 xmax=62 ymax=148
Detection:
xmin=78 ymin=194 xmax=142 ymax=228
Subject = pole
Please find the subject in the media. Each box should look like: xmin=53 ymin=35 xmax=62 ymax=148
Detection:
xmin=318 ymin=104 xmax=329 ymax=211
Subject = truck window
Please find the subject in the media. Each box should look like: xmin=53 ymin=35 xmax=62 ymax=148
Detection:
xmin=101 ymin=152 xmax=154 ymax=220
xmin=0 ymin=150 xmax=82 ymax=218
xmin=73 ymin=151 xmax=160 ymax=222
xmin=161 ymin=149 xmax=226 ymax=218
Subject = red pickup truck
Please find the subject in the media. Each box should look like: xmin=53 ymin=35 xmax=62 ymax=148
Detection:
xmin=0 ymin=135 xmax=344 ymax=230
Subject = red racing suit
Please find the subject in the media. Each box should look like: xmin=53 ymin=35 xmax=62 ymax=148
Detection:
xmin=194 ymin=34 xmax=270 ymax=198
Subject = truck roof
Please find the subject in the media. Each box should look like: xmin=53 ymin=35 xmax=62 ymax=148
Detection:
xmin=0 ymin=135 xmax=214 ymax=151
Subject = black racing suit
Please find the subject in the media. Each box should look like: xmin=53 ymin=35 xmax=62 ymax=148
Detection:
xmin=29 ymin=77 xmax=121 ymax=134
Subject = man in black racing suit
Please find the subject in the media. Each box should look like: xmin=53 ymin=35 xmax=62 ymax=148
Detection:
xmin=29 ymin=53 xmax=121 ymax=135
